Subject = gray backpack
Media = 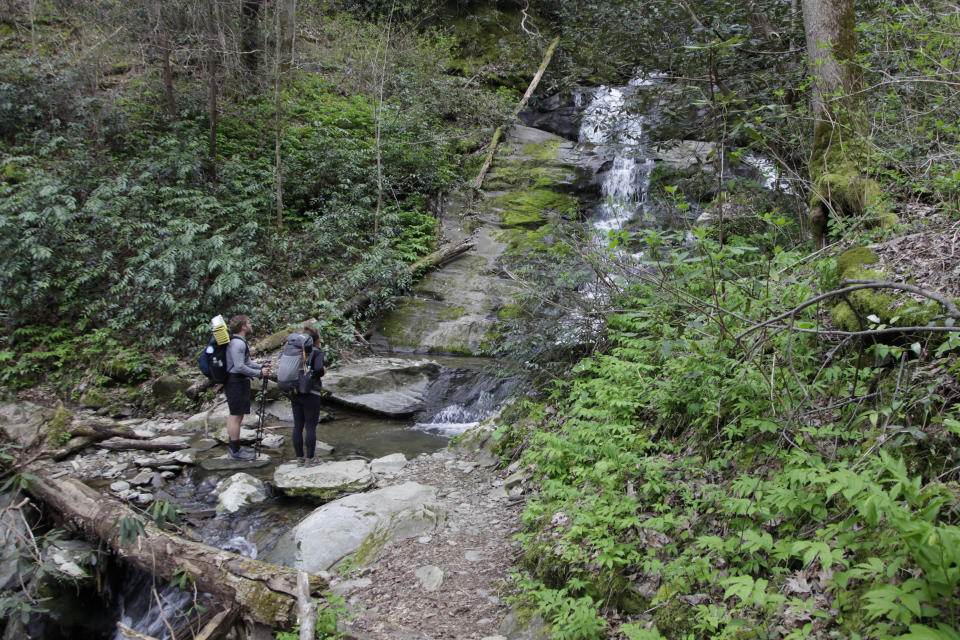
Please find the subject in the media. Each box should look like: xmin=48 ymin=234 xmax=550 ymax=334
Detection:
xmin=276 ymin=333 xmax=313 ymax=391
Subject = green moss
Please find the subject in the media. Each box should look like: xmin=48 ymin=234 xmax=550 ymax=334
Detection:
xmin=835 ymin=247 xmax=879 ymax=277
xmin=44 ymin=404 xmax=74 ymax=446
xmin=831 ymin=252 xmax=949 ymax=332
xmin=377 ymin=299 xmax=467 ymax=343
xmin=523 ymin=139 xmax=561 ymax=162
xmin=808 ymin=127 xmax=897 ymax=237
xmin=80 ymin=389 xmax=109 ymax=409
xmin=485 ymin=163 xmax=567 ymax=191
xmin=495 ymin=189 xmax=577 ymax=229
xmin=283 ymin=479 xmax=371 ymax=503
xmin=498 ymin=303 xmax=523 ymax=320
xmin=652 ymin=600 xmax=697 ymax=638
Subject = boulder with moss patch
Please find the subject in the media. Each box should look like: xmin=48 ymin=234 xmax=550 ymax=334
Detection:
xmin=80 ymin=389 xmax=110 ymax=410
xmin=268 ymin=481 xmax=442 ymax=572
xmin=151 ymin=375 xmax=192 ymax=403
xmin=273 ymin=460 xmax=374 ymax=502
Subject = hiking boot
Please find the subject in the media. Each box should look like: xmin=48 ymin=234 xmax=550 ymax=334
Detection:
xmin=230 ymin=447 xmax=255 ymax=461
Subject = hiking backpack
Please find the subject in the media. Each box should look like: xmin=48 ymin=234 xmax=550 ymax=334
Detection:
xmin=198 ymin=335 xmax=229 ymax=384
xmin=276 ymin=333 xmax=314 ymax=391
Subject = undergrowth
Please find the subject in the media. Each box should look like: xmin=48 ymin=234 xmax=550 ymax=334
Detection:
xmin=502 ymin=228 xmax=960 ymax=640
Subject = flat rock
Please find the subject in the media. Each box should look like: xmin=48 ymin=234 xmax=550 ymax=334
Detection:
xmin=323 ymin=358 xmax=442 ymax=417
xmin=265 ymin=401 xmax=294 ymax=422
xmin=273 ymin=460 xmax=374 ymax=502
xmin=329 ymin=577 xmax=373 ymax=597
xmin=199 ymin=454 xmax=271 ymax=471
xmin=371 ymin=453 xmax=408 ymax=474
xmin=414 ymin=565 xmax=444 ymax=592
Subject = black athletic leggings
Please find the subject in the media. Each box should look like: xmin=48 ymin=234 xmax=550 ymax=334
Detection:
xmin=290 ymin=392 xmax=323 ymax=458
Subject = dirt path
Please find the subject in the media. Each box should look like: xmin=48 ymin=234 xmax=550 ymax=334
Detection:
xmin=328 ymin=446 xmax=527 ymax=640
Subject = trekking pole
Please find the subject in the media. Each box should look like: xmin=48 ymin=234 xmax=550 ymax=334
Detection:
xmin=255 ymin=378 xmax=268 ymax=459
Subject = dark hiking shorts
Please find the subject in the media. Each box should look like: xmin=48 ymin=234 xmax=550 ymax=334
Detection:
xmin=225 ymin=375 xmax=252 ymax=415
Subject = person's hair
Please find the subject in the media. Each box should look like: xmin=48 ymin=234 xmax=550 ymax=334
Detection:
xmin=302 ymin=325 xmax=320 ymax=343
xmin=229 ymin=314 xmax=250 ymax=334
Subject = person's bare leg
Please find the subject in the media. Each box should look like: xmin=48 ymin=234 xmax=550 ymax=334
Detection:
xmin=226 ymin=414 xmax=252 ymax=459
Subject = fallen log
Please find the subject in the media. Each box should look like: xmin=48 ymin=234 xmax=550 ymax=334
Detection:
xmin=95 ymin=436 xmax=191 ymax=452
xmin=343 ymin=239 xmax=474 ymax=319
xmin=24 ymin=463 xmax=325 ymax=629
xmin=185 ymin=377 xmax=215 ymax=400
xmin=49 ymin=419 xmax=156 ymax=460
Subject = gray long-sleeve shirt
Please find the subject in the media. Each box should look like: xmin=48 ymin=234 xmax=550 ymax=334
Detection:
xmin=226 ymin=336 xmax=263 ymax=378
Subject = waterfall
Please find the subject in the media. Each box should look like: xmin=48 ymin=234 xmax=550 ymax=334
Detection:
xmin=577 ymin=83 xmax=654 ymax=236
xmin=412 ymin=368 xmax=519 ymax=436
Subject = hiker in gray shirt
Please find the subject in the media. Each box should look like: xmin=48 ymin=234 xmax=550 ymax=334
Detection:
xmin=224 ymin=314 xmax=271 ymax=460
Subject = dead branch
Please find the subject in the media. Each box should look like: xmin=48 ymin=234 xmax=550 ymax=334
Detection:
xmin=738 ymin=280 xmax=960 ymax=341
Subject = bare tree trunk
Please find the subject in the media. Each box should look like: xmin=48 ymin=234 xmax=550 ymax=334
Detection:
xmin=23 ymin=464 xmax=326 ymax=629
xmin=162 ymin=44 xmax=176 ymax=116
xmin=278 ymin=0 xmax=297 ymax=75
xmin=273 ymin=0 xmax=286 ymax=233
xmin=205 ymin=0 xmax=219 ymax=181
xmin=801 ymin=0 xmax=892 ymax=247
xmin=240 ymin=0 xmax=263 ymax=72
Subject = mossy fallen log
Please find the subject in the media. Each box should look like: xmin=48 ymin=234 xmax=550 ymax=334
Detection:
xmin=23 ymin=463 xmax=326 ymax=629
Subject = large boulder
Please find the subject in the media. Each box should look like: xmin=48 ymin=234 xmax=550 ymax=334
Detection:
xmin=322 ymin=358 xmax=442 ymax=416
xmin=0 ymin=401 xmax=55 ymax=448
xmin=273 ymin=460 xmax=374 ymax=502
xmin=268 ymin=482 xmax=442 ymax=572
xmin=151 ymin=375 xmax=192 ymax=403
xmin=184 ymin=403 xmax=261 ymax=432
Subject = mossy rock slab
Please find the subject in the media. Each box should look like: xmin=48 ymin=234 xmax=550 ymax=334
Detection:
xmin=493 ymin=189 xmax=578 ymax=229
xmin=273 ymin=460 xmax=374 ymax=503
xmin=280 ymin=481 xmax=442 ymax=572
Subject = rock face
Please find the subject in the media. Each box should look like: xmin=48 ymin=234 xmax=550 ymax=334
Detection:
xmin=322 ymin=358 xmax=441 ymax=416
xmin=43 ymin=539 xmax=95 ymax=582
xmin=273 ymin=460 xmax=375 ymax=502
xmin=370 ymin=124 xmax=604 ymax=356
xmin=275 ymin=481 xmax=442 ymax=572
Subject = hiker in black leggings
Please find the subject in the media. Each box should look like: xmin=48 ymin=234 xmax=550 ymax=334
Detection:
xmin=290 ymin=325 xmax=326 ymax=466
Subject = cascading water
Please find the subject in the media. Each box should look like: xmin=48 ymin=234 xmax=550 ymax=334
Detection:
xmin=577 ymin=79 xmax=656 ymax=236
xmin=412 ymin=368 xmax=519 ymax=437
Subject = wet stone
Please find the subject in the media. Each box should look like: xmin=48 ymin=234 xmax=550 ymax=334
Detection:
xmin=199 ymin=454 xmax=271 ymax=471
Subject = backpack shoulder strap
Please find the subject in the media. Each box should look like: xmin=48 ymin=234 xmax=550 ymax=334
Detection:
xmin=231 ymin=334 xmax=249 ymax=356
